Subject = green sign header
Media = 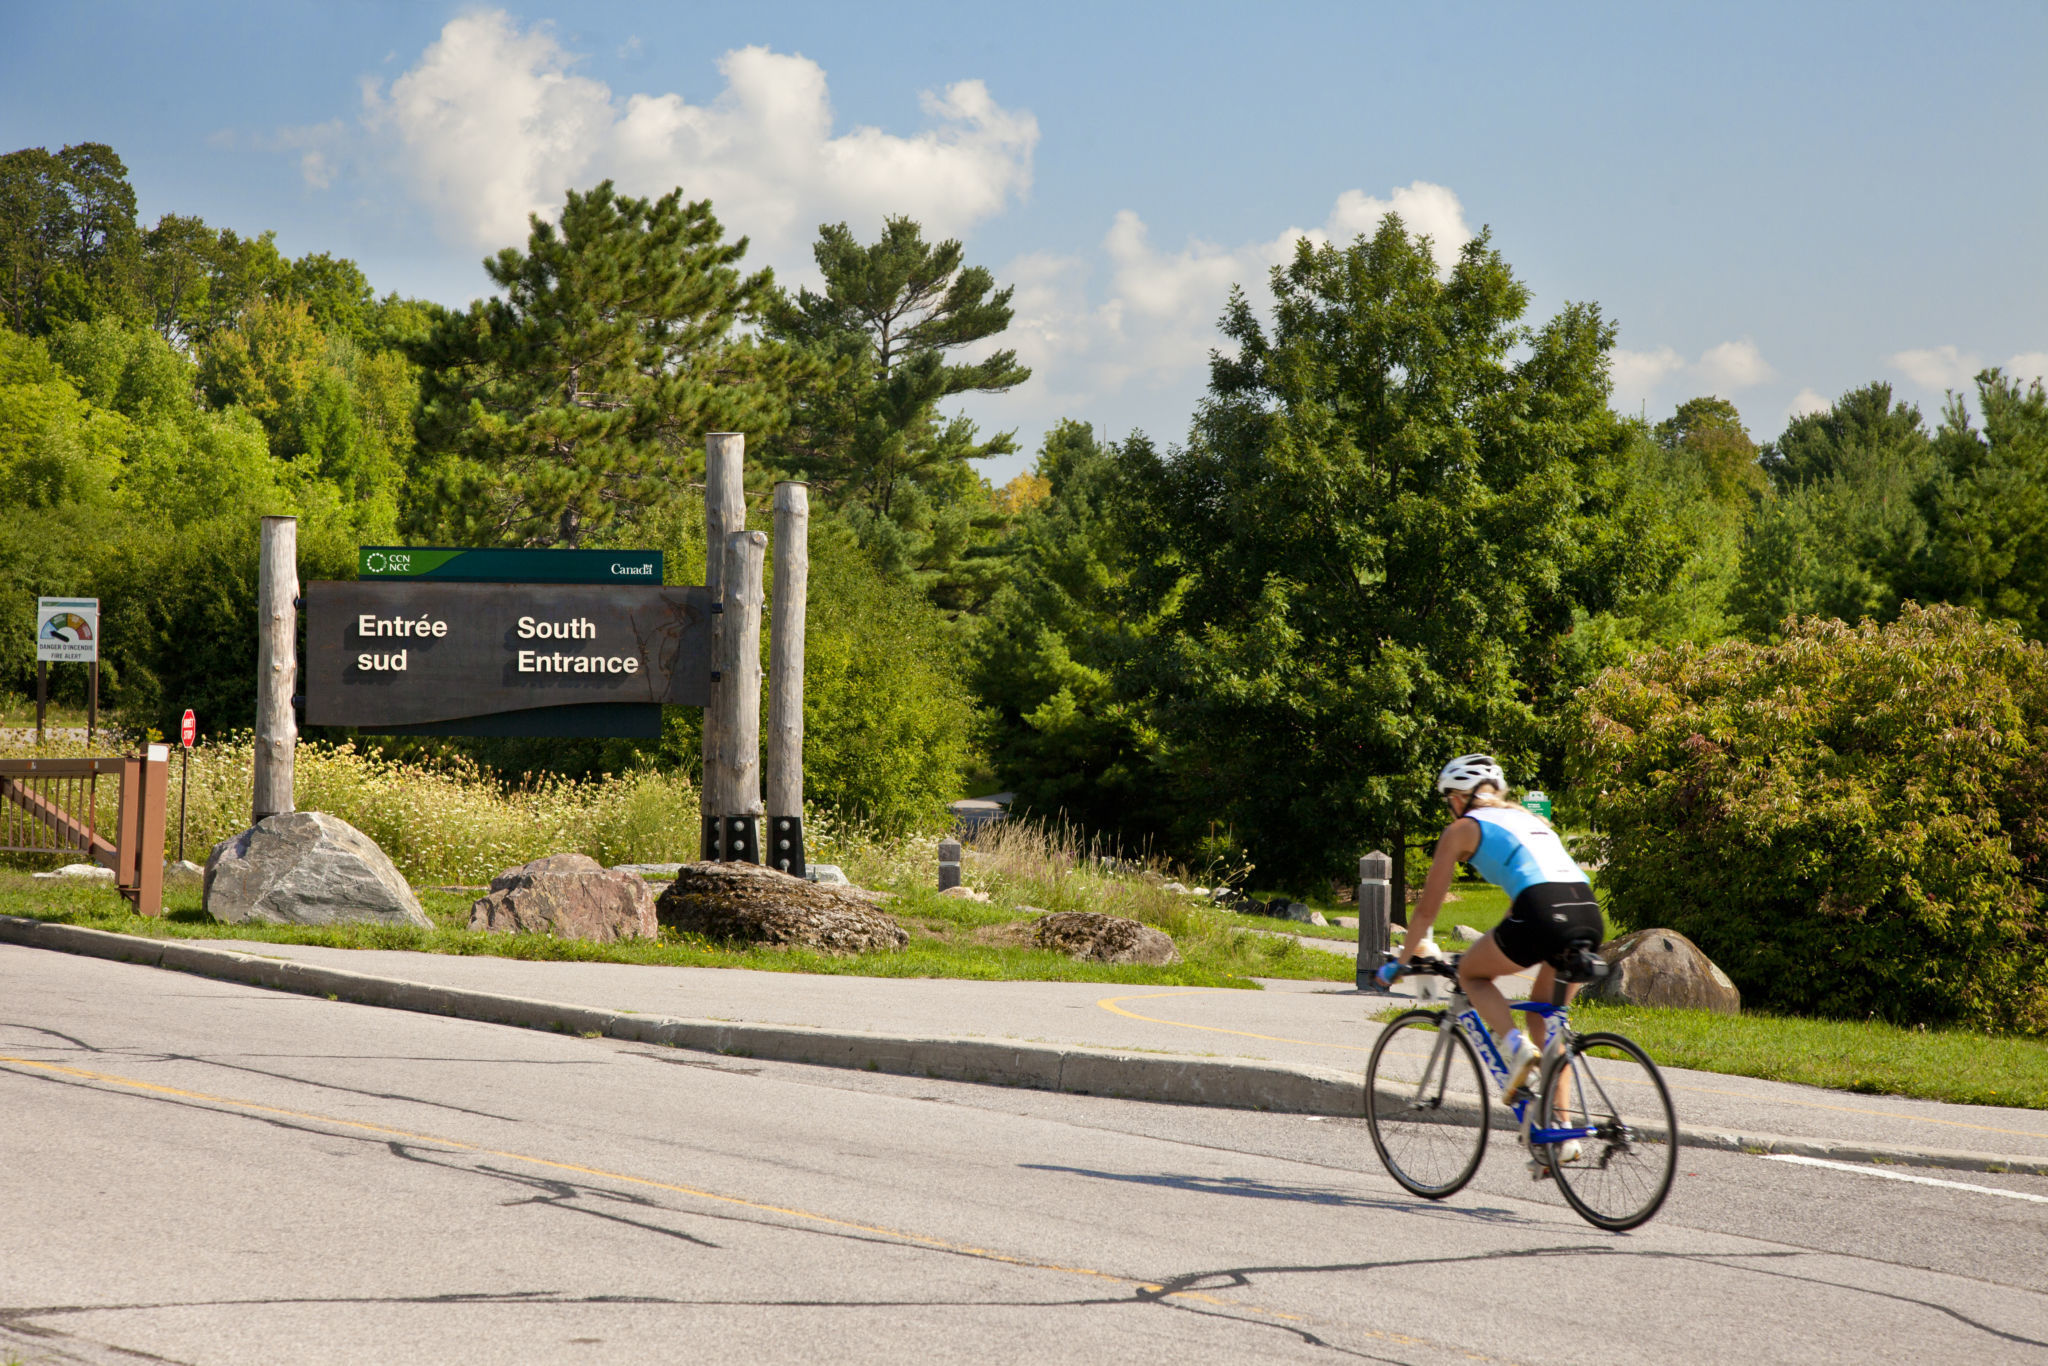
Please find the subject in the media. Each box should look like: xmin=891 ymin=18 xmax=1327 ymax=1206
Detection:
xmin=358 ymin=546 xmax=663 ymax=585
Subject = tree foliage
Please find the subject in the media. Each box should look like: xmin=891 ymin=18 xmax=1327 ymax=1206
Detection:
xmin=1117 ymin=219 xmax=1670 ymax=883
xmin=1575 ymin=604 xmax=2048 ymax=1033
xmin=409 ymin=183 xmax=788 ymax=548
xmin=765 ymin=217 xmax=1028 ymax=611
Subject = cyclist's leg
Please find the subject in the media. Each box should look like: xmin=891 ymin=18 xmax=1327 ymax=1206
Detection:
xmin=1456 ymin=932 xmax=1525 ymax=1039
xmin=1528 ymin=963 xmax=1581 ymax=1116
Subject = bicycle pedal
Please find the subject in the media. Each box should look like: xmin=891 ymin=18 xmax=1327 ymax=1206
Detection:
xmin=1526 ymin=1157 xmax=1554 ymax=1182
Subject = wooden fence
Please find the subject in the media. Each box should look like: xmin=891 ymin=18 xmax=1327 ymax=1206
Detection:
xmin=0 ymin=747 xmax=170 ymax=916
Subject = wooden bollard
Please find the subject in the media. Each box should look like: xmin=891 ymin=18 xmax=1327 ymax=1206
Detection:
xmin=253 ymin=515 xmax=299 ymax=822
xmin=767 ymin=482 xmax=808 ymax=878
xmin=938 ymin=838 xmax=962 ymax=891
xmin=701 ymin=433 xmax=746 ymax=858
xmin=1356 ymin=850 xmax=1392 ymax=991
xmin=711 ymin=529 xmax=767 ymax=864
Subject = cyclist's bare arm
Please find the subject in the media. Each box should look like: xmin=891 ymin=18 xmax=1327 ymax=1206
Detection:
xmin=1398 ymin=817 xmax=1478 ymax=966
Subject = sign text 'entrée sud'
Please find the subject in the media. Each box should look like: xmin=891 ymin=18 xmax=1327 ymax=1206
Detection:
xmin=304 ymin=580 xmax=711 ymax=735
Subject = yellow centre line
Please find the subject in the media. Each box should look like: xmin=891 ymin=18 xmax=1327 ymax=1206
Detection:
xmin=1095 ymin=992 xmax=2048 ymax=1143
xmin=0 ymin=1053 xmax=1277 ymax=1319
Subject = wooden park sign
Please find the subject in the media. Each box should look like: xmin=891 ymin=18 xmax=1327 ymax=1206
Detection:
xmin=266 ymin=435 xmax=809 ymax=872
xmin=304 ymin=549 xmax=709 ymax=738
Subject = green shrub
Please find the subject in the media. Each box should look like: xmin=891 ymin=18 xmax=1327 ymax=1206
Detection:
xmin=1572 ymin=603 xmax=2048 ymax=1033
xmin=798 ymin=530 xmax=979 ymax=833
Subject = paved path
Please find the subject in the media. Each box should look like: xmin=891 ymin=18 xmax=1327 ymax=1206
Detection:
xmin=111 ymin=937 xmax=2048 ymax=1165
xmin=4 ymin=948 xmax=2046 ymax=1366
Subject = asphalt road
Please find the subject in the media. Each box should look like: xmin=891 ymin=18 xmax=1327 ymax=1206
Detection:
xmin=4 ymin=946 xmax=2046 ymax=1366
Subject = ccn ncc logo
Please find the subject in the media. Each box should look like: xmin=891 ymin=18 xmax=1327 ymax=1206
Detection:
xmin=365 ymin=552 xmax=411 ymax=574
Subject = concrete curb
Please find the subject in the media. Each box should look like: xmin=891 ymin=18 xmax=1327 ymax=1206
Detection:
xmin=6 ymin=916 xmax=2046 ymax=1178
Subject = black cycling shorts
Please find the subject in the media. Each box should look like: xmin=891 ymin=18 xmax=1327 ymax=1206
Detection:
xmin=1490 ymin=881 xmax=1603 ymax=970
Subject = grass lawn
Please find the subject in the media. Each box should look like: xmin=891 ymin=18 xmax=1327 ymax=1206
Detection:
xmin=1375 ymin=994 xmax=2048 ymax=1111
xmin=1568 ymin=998 xmax=2048 ymax=1111
xmin=0 ymin=870 xmax=1356 ymax=990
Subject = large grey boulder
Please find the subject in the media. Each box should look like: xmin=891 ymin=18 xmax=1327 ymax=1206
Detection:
xmin=657 ymin=861 xmax=907 ymax=954
xmin=1583 ymin=928 xmax=1741 ymax=1015
xmin=470 ymin=853 xmax=657 ymax=942
xmin=1032 ymin=911 xmax=1180 ymax=966
xmin=204 ymin=811 xmax=428 ymax=928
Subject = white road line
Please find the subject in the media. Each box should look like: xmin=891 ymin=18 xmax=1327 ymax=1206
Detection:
xmin=1763 ymin=1153 xmax=2048 ymax=1204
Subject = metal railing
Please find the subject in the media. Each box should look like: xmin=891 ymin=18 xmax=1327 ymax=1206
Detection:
xmin=0 ymin=748 xmax=169 ymax=916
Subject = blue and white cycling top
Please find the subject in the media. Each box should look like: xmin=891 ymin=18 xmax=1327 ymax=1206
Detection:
xmin=1463 ymin=805 xmax=1583 ymax=900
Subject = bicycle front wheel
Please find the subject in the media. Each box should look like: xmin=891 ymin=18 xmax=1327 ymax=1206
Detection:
xmin=1538 ymin=1030 xmax=1678 ymax=1231
xmin=1366 ymin=1010 xmax=1490 ymax=1199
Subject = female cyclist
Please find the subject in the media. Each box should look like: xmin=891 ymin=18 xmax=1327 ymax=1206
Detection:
xmin=1377 ymin=754 xmax=1603 ymax=1104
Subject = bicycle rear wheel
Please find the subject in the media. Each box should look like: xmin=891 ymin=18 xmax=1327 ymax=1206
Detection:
xmin=1366 ymin=1010 xmax=1491 ymax=1198
xmin=1538 ymin=1030 xmax=1678 ymax=1231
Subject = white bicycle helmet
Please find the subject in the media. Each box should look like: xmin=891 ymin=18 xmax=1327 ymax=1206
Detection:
xmin=1436 ymin=753 xmax=1506 ymax=796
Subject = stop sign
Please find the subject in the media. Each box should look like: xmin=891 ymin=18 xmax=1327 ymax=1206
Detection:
xmin=180 ymin=709 xmax=196 ymax=748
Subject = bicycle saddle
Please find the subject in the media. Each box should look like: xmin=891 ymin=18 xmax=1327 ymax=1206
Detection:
xmin=1554 ymin=944 xmax=1610 ymax=984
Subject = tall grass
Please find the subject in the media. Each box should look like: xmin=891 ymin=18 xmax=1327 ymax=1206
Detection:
xmin=0 ymin=733 xmax=701 ymax=885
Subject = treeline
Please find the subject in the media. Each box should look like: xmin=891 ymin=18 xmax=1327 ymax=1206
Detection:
xmin=3 ymin=141 xmax=2044 ymax=869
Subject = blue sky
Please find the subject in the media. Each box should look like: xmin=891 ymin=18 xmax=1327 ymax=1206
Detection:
xmin=4 ymin=1 xmax=2044 ymax=483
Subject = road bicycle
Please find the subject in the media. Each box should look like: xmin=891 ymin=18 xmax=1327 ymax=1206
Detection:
xmin=1364 ymin=950 xmax=1678 ymax=1231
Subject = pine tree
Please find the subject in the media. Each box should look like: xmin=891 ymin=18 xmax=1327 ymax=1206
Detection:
xmin=409 ymin=182 xmax=790 ymax=548
xmin=765 ymin=217 xmax=1028 ymax=608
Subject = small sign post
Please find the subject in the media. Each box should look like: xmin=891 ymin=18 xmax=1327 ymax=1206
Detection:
xmin=178 ymin=709 xmax=195 ymax=864
xmin=1521 ymin=790 xmax=1553 ymax=821
xmin=34 ymin=597 xmax=99 ymax=745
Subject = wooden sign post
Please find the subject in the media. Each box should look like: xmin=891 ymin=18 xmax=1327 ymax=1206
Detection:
xmin=766 ymin=482 xmax=809 ymax=876
xmin=253 ymin=516 xmax=298 ymax=822
xmin=701 ymin=433 xmax=746 ymax=859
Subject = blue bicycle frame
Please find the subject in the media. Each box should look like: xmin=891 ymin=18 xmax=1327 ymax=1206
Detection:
xmin=1445 ymin=996 xmax=1598 ymax=1147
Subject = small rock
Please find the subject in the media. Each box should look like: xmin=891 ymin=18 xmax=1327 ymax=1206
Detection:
xmin=1454 ymin=924 xmax=1484 ymax=941
xmin=658 ymin=861 xmax=906 ymax=954
xmin=1284 ymin=903 xmax=1327 ymax=926
xmin=204 ymin=812 xmax=428 ymax=928
xmin=1191 ymin=886 xmax=1210 ymax=897
xmin=608 ymin=862 xmax=684 ymax=878
xmin=164 ymin=860 xmax=204 ymax=891
xmin=1015 ymin=904 xmax=1048 ymax=915
xmin=807 ymin=864 xmax=850 ymax=885
xmin=939 ymin=885 xmax=991 ymax=902
xmin=1583 ymin=928 xmax=1740 ymax=1014
xmin=1160 ymin=881 xmax=1188 ymax=894
xmin=470 ymin=853 xmax=659 ymax=942
xmin=34 ymin=862 xmax=115 ymax=882
xmin=1032 ymin=911 xmax=1180 ymax=965
xmin=1335 ymin=917 xmax=1358 ymax=929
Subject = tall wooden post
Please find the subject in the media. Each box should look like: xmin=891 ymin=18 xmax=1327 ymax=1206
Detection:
xmin=710 ymin=529 xmax=766 ymax=863
xmin=767 ymin=481 xmax=809 ymax=877
xmin=252 ymin=515 xmax=298 ymax=823
xmin=701 ymin=432 xmax=746 ymax=858
xmin=1357 ymin=850 xmax=1393 ymax=992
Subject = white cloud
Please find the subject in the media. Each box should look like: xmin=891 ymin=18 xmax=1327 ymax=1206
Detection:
xmin=1606 ymin=338 xmax=1773 ymax=414
xmin=2006 ymin=352 xmax=2048 ymax=386
xmin=1888 ymin=345 xmax=1982 ymax=390
xmin=351 ymin=10 xmax=1037 ymax=253
xmin=972 ymin=182 xmax=1476 ymax=435
xmin=1787 ymin=387 xmax=1831 ymax=420
xmin=1696 ymin=339 xmax=1774 ymax=390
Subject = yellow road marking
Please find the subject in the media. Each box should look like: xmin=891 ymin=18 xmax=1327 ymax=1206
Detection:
xmin=0 ymin=1052 xmax=1285 ymax=1321
xmin=1095 ymin=993 xmax=2048 ymax=1143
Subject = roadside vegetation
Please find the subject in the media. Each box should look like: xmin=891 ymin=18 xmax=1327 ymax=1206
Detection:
xmin=1568 ymin=998 xmax=2048 ymax=1112
xmin=1368 ymin=995 xmax=2048 ymax=1111
xmin=0 ymin=810 xmax=1354 ymax=989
